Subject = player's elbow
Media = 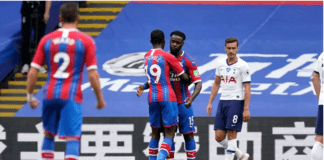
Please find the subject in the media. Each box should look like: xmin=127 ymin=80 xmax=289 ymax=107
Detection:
xmin=88 ymin=69 xmax=99 ymax=82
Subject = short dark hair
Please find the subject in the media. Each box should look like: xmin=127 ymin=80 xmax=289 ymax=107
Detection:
xmin=170 ymin=30 xmax=186 ymax=41
xmin=60 ymin=3 xmax=79 ymax=23
xmin=225 ymin=37 xmax=239 ymax=46
xmin=151 ymin=29 xmax=165 ymax=45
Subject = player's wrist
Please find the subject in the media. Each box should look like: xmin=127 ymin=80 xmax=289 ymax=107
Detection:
xmin=142 ymin=84 xmax=149 ymax=90
xmin=26 ymin=93 xmax=34 ymax=102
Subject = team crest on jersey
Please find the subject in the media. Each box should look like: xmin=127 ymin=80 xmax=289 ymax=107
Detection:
xmin=226 ymin=68 xmax=231 ymax=72
xmin=102 ymin=52 xmax=146 ymax=76
xmin=193 ymin=70 xmax=199 ymax=77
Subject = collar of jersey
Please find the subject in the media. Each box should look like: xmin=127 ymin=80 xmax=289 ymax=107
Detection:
xmin=226 ymin=58 xmax=238 ymax=66
xmin=58 ymin=28 xmax=79 ymax=32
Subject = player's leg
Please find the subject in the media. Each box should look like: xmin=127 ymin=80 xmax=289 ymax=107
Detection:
xmin=41 ymin=100 xmax=60 ymax=160
xmin=157 ymin=101 xmax=178 ymax=160
xmin=183 ymin=133 xmax=196 ymax=160
xmin=178 ymin=103 xmax=196 ymax=160
xmin=58 ymin=101 xmax=82 ymax=160
xmin=225 ymin=100 xmax=249 ymax=160
xmin=311 ymin=105 xmax=323 ymax=160
xmin=214 ymin=101 xmax=228 ymax=148
xmin=149 ymin=102 xmax=162 ymax=160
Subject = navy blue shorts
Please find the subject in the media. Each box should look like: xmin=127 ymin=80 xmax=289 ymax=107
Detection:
xmin=42 ymin=99 xmax=82 ymax=139
xmin=177 ymin=103 xmax=195 ymax=134
xmin=315 ymin=105 xmax=323 ymax=135
xmin=149 ymin=101 xmax=178 ymax=128
xmin=214 ymin=100 xmax=244 ymax=132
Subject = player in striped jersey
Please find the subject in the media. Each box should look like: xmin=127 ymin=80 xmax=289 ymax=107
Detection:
xmin=139 ymin=30 xmax=190 ymax=160
xmin=26 ymin=3 xmax=105 ymax=160
xmin=311 ymin=52 xmax=323 ymax=160
xmin=167 ymin=31 xmax=202 ymax=160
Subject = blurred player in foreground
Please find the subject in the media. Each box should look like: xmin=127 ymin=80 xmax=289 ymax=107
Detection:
xmin=206 ymin=37 xmax=251 ymax=160
xmin=26 ymin=3 xmax=105 ymax=160
xmin=138 ymin=29 xmax=189 ymax=160
xmin=311 ymin=52 xmax=323 ymax=160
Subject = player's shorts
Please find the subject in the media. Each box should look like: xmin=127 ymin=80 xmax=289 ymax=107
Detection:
xmin=214 ymin=100 xmax=244 ymax=132
xmin=149 ymin=101 xmax=178 ymax=128
xmin=42 ymin=99 xmax=82 ymax=139
xmin=315 ymin=105 xmax=323 ymax=135
xmin=177 ymin=103 xmax=195 ymax=134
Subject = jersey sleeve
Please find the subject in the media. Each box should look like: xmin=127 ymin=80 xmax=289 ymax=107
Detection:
xmin=84 ymin=36 xmax=98 ymax=71
xmin=165 ymin=53 xmax=184 ymax=76
xmin=215 ymin=62 xmax=220 ymax=77
xmin=241 ymin=63 xmax=251 ymax=83
xmin=314 ymin=55 xmax=322 ymax=74
xmin=185 ymin=57 xmax=201 ymax=84
xmin=31 ymin=36 xmax=46 ymax=69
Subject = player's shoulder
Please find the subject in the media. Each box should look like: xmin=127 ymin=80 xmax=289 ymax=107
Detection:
xmin=216 ymin=56 xmax=228 ymax=65
xmin=237 ymin=57 xmax=249 ymax=66
xmin=318 ymin=52 xmax=324 ymax=60
xmin=182 ymin=51 xmax=195 ymax=61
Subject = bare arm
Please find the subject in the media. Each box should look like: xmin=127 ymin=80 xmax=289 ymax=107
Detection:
xmin=43 ymin=1 xmax=51 ymax=23
xmin=243 ymin=82 xmax=251 ymax=122
xmin=26 ymin=67 xmax=40 ymax=109
xmin=179 ymin=72 xmax=190 ymax=83
xmin=206 ymin=76 xmax=221 ymax=115
xmin=312 ymin=72 xmax=321 ymax=99
xmin=137 ymin=81 xmax=149 ymax=97
xmin=88 ymin=69 xmax=105 ymax=109
xmin=27 ymin=67 xmax=39 ymax=94
xmin=184 ymin=82 xmax=202 ymax=108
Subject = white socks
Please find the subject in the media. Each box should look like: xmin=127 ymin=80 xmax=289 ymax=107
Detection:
xmin=219 ymin=138 xmax=228 ymax=148
xmin=219 ymin=138 xmax=243 ymax=159
xmin=311 ymin=141 xmax=323 ymax=160
xmin=226 ymin=139 xmax=237 ymax=160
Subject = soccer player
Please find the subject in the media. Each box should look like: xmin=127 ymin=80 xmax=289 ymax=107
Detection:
xmin=139 ymin=29 xmax=190 ymax=160
xmin=167 ymin=30 xmax=202 ymax=160
xmin=311 ymin=52 xmax=323 ymax=160
xmin=26 ymin=3 xmax=105 ymax=160
xmin=138 ymin=30 xmax=202 ymax=160
xmin=206 ymin=37 xmax=251 ymax=160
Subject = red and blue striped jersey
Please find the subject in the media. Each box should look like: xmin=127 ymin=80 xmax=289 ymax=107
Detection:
xmin=31 ymin=28 xmax=97 ymax=104
xmin=144 ymin=49 xmax=184 ymax=103
xmin=170 ymin=51 xmax=202 ymax=104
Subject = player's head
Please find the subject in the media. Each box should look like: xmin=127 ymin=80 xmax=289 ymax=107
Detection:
xmin=170 ymin=30 xmax=185 ymax=55
xmin=225 ymin=37 xmax=239 ymax=59
xmin=59 ymin=3 xmax=80 ymax=24
xmin=150 ymin=29 xmax=165 ymax=49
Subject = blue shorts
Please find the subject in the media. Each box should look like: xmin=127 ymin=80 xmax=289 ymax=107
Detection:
xmin=214 ymin=100 xmax=244 ymax=132
xmin=315 ymin=105 xmax=323 ymax=135
xmin=149 ymin=101 xmax=178 ymax=128
xmin=178 ymin=103 xmax=195 ymax=134
xmin=42 ymin=99 xmax=82 ymax=139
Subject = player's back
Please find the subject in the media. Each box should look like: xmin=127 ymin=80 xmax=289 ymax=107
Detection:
xmin=144 ymin=49 xmax=184 ymax=103
xmin=32 ymin=28 xmax=97 ymax=103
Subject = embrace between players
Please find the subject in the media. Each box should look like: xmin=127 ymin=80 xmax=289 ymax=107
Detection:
xmin=25 ymin=3 xmax=323 ymax=160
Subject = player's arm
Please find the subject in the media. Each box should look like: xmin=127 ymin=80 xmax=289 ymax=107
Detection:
xmin=26 ymin=37 xmax=47 ymax=109
xmin=88 ymin=69 xmax=105 ymax=109
xmin=137 ymin=81 xmax=149 ymax=97
xmin=185 ymin=82 xmax=202 ymax=108
xmin=243 ymin=82 xmax=251 ymax=122
xmin=85 ymin=37 xmax=105 ymax=109
xmin=206 ymin=76 xmax=221 ymax=115
xmin=312 ymin=72 xmax=320 ymax=99
xmin=26 ymin=67 xmax=40 ymax=109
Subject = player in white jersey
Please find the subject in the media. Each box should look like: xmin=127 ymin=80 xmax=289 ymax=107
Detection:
xmin=311 ymin=52 xmax=323 ymax=160
xmin=206 ymin=37 xmax=251 ymax=160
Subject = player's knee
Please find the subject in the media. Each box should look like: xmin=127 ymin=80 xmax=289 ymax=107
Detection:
xmin=44 ymin=131 xmax=55 ymax=139
xmin=215 ymin=135 xmax=225 ymax=143
xmin=184 ymin=133 xmax=194 ymax=141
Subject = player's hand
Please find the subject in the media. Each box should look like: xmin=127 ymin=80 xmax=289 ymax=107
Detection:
xmin=96 ymin=99 xmax=106 ymax=110
xmin=184 ymin=97 xmax=193 ymax=108
xmin=29 ymin=98 xmax=39 ymax=109
xmin=43 ymin=12 xmax=50 ymax=23
xmin=243 ymin=109 xmax=250 ymax=122
xmin=206 ymin=103 xmax=213 ymax=116
xmin=136 ymin=85 xmax=144 ymax=97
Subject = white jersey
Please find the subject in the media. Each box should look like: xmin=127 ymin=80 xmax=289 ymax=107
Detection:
xmin=215 ymin=56 xmax=251 ymax=100
xmin=314 ymin=52 xmax=324 ymax=105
